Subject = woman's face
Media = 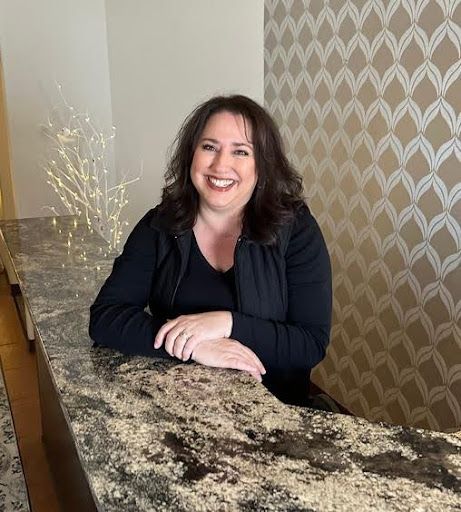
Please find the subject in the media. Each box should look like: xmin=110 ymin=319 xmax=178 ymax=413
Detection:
xmin=190 ymin=111 xmax=257 ymax=217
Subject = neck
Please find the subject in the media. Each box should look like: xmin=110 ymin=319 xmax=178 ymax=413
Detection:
xmin=195 ymin=205 xmax=243 ymax=237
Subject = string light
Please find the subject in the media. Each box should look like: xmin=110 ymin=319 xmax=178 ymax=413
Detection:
xmin=42 ymin=85 xmax=141 ymax=250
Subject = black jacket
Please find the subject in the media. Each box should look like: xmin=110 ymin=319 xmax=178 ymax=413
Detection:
xmin=89 ymin=204 xmax=332 ymax=405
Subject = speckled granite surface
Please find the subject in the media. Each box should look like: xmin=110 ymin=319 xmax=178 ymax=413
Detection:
xmin=0 ymin=369 xmax=30 ymax=511
xmin=0 ymin=216 xmax=460 ymax=511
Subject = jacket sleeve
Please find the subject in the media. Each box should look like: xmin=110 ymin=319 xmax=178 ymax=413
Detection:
xmin=89 ymin=210 xmax=172 ymax=359
xmin=230 ymin=206 xmax=332 ymax=373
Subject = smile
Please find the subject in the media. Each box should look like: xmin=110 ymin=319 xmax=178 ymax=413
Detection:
xmin=206 ymin=176 xmax=236 ymax=190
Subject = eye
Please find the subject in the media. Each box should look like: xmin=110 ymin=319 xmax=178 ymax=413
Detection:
xmin=234 ymin=149 xmax=250 ymax=156
xmin=202 ymin=143 xmax=217 ymax=152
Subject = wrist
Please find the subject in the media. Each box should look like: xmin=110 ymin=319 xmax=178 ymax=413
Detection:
xmin=222 ymin=311 xmax=233 ymax=338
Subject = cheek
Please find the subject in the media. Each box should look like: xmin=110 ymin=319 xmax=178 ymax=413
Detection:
xmin=190 ymin=168 xmax=200 ymax=192
xmin=191 ymin=151 xmax=209 ymax=176
xmin=246 ymin=165 xmax=258 ymax=189
xmin=190 ymin=154 xmax=202 ymax=185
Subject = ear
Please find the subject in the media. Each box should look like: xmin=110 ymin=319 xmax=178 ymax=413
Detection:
xmin=257 ymin=176 xmax=266 ymax=190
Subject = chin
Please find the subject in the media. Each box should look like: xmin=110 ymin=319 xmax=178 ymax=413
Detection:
xmin=206 ymin=200 xmax=235 ymax=211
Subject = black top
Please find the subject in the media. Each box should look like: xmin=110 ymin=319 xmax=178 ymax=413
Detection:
xmin=171 ymin=233 xmax=237 ymax=316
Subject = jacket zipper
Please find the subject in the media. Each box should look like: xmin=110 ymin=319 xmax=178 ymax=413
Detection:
xmin=234 ymin=236 xmax=242 ymax=311
xmin=170 ymin=235 xmax=183 ymax=308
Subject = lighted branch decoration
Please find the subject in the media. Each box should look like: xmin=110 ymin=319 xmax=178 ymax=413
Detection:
xmin=42 ymin=84 xmax=139 ymax=251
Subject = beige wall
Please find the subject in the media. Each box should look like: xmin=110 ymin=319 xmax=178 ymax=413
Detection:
xmin=0 ymin=0 xmax=113 ymax=219
xmin=265 ymin=0 xmax=461 ymax=431
xmin=105 ymin=0 xmax=265 ymax=230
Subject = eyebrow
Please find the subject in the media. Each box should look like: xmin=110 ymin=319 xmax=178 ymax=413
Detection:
xmin=200 ymin=137 xmax=254 ymax=148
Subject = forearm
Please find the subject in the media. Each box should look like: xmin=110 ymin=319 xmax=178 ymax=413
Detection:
xmin=230 ymin=311 xmax=329 ymax=372
xmin=88 ymin=209 xmax=175 ymax=359
xmin=89 ymin=303 xmax=172 ymax=359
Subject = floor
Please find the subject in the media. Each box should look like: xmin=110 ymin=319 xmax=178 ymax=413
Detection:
xmin=0 ymin=271 xmax=61 ymax=512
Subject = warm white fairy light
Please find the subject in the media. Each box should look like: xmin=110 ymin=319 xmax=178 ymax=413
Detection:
xmin=43 ymin=84 xmax=140 ymax=251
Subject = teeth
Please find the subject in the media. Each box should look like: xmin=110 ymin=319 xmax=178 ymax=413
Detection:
xmin=208 ymin=177 xmax=235 ymax=188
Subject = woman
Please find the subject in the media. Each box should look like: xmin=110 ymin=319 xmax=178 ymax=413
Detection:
xmin=89 ymin=95 xmax=332 ymax=406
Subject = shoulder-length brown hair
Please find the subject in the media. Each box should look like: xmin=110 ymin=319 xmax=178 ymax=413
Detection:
xmin=158 ymin=95 xmax=304 ymax=244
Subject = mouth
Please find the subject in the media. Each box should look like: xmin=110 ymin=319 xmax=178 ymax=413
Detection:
xmin=206 ymin=176 xmax=236 ymax=191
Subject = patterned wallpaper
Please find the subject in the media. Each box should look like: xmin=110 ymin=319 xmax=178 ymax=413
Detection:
xmin=265 ymin=0 xmax=461 ymax=431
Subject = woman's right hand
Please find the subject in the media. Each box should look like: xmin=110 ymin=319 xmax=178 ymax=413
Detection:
xmin=191 ymin=338 xmax=266 ymax=382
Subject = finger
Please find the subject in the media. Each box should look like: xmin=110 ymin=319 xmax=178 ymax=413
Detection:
xmin=172 ymin=333 xmax=188 ymax=360
xmin=225 ymin=347 xmax=259 ymax=373
xmin=164 ymin=324 xmax=189 ymax=355
xmin=238 ymin=345 xmax=266 ymax=375
xmin=250 ymin=353 xmax=266 ymax=375
xmin=225 ymin=344 xmax=263 ymax=373
xmin=181 ymin=336 xmax=201 ymax=361
xmin=226 ymin=356 xmax=262 ymax=378
xmin=246 ymin=371 xmax=263 ymax=383
xmin=242 ymin=353 xmax=265 ymax=378
xmin=154 ymin=318 xmax=179 ymax=348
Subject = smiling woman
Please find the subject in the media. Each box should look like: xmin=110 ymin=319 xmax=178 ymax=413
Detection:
xmin=89 ymin=95 xmax=332 ymax=405
xmin=190 ymin=111 xmax=257 ymax=217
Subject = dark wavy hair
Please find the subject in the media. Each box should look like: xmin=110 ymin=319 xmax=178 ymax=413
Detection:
xmin=158 ymin=95 xmax=304 ymax=244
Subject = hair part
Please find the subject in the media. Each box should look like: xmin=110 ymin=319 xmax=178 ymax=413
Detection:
xmin=158 ymin=95 xmax=304 ymax=244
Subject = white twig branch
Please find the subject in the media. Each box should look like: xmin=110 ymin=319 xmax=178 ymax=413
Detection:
xmin=42 ymin=85 xmax=140 ymax=251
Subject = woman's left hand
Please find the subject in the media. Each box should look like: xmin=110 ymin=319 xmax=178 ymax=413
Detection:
xmin=154 ymin=311 xmax=233 ymax=360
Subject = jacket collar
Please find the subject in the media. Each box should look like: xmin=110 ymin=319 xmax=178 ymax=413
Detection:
xmin=148 ymin=205 xmax=256 ymax=243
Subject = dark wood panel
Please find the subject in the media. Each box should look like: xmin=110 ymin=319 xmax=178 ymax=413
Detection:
xmin=36 ymin=341 xmax=99 ymax=512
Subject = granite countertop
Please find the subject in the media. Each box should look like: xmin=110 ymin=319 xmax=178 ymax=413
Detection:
xmin=0 ymin=216 xmax=460 ymax=511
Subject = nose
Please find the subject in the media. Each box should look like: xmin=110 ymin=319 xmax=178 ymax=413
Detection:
xmin=210 ymin=149 xmax=232 ymax=172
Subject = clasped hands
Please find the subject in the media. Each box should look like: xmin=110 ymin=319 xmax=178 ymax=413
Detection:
xmin=154 ymin=311 xmax=265 ymax=382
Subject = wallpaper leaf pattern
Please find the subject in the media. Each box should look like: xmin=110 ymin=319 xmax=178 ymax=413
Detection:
xmin=265 ymin=0 xmax=461 ymax=431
